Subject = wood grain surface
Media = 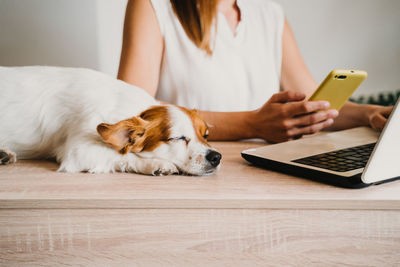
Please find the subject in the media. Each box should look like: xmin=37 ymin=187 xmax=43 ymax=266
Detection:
xmin=1 ymin=209 xmax=400 ymax=266
xmin=1 ymin=142 xmax=400 ymax=210
xmin=1 ymin=141 xmax=400 ymax=266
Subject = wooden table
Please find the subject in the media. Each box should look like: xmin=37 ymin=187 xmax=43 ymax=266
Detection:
xmin=1 ymin=141 xmax=400 ymax=266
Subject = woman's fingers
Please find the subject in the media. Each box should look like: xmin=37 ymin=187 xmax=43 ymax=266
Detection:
xmin=282 ymin=109 xmax=338 ymax=138
xmin=371 ymin=114 xmax=386 ymax=131
xmin=268 ymin=91 xmax=306 ymax=104
xmin=284 ymin=109 xmax=339 ymax=129
xmin=286 ymin=118 xmax=335 ymax=137
xmin=369 ymin=106 xmax=393 ymax=131
xmin=381 ymin=106 xmax=393 ymax=117
xmin=284 ymin=100 xmax=331 ymax=117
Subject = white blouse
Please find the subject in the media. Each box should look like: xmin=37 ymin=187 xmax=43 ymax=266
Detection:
xmin=150 ymin=0 xmax=285 ymax=112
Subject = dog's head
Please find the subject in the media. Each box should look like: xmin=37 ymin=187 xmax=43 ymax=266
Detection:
xmin=97 ymin=105 xmax=221 ymax=175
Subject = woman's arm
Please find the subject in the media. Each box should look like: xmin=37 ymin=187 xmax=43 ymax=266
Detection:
xmin=199 ymin=91 xmax=336 ymax=142
xmin=118 ymin=0 xmax=163 ymax=96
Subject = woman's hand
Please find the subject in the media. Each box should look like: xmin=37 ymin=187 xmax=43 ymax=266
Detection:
xmin=367 ymin=105 xmax=393 ymax=131
xmin=248 ymin=91 xmax=339 ymax=143
xmin=325 ymin=102 xmax=394 ymax=132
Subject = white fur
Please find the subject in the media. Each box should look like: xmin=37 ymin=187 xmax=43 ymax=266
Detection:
xmin=0 ymin=66 xmax=220 ymax=175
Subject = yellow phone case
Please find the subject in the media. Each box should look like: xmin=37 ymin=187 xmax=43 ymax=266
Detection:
xmin=309 ymin=70 xmax=367 ymax=110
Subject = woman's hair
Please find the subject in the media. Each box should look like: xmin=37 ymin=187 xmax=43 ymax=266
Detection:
xmin=170 ymin=0 xmax=218 ymax=55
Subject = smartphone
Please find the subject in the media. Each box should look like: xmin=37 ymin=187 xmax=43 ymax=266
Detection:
xmin=309 ymin=70 xmax=367 ymax=110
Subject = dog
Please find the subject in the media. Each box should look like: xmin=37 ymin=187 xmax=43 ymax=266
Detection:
xmin=0 ymin=66 xmax=221 ymax=175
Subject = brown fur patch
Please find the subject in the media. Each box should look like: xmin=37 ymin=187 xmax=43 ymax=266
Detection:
xmin=97 ymin=117 xmax=148 ymax=154
xmin=177 ymin=106 xmax=209 ymax=145
xmin=139 ymin=106 xmax=171 ymax=152
xmin=97 ymin=106 xmax=172 ymax=154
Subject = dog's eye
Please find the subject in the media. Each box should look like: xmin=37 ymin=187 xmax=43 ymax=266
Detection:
xmin=178 ymin=136 xmax=188 ymax=142
xmin=168 ymin=136 xmax=189 ymax=144
xmin=203 ymin=129 xmax=209 ymax=140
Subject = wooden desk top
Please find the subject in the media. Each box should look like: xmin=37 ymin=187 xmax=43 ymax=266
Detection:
xmin=1 ymin=141 xmax=399 ymax=210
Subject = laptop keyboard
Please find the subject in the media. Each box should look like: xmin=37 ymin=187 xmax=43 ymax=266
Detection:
xmin=292 ymin=143 xmax=376 ymax=172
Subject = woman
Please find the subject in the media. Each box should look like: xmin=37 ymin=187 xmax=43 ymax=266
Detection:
xmin=118 ymin=0 xmax=392 ymax=143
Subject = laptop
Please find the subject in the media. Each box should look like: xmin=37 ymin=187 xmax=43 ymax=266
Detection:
xmin=241 ymin=98 xmax=400 ymax=188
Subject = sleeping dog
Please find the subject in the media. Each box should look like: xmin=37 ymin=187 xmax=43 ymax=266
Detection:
xmin=0 ymin=66 xmax=221 ymax=175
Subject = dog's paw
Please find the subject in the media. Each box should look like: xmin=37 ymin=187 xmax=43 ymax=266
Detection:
xmin=122 ymin=155 xmax=179 ymax=176
xmin=151 ymin=161 xmax=179 ymax=176
xmin=0 ymin=149 xmax=17 ymax=165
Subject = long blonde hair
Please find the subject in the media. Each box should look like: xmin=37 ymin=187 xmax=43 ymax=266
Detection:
xmin=170 ymin=0 xmax=219 ymax=55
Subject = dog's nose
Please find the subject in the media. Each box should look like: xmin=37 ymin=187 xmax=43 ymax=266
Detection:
xmin=205 ymin=150 xmax=222 ymax=167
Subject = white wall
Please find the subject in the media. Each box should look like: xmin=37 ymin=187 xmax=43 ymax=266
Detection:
xmin=95 ymin=0 xmax=128 ymax=75
xmin=1 ymin=0 xmax=399 ymax=96
xmin=0 ymin=0 xmax=127 ymax=72
xmin=0 ymin=0 xmax=100 ymax=68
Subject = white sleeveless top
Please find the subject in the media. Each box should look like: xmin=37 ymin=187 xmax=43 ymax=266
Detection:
xmin=150 ymin=0 xmax=285 ymax=112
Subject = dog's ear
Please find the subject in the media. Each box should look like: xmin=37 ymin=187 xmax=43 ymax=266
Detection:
xmin=97 ymin=117 xmax=147 ymax=154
